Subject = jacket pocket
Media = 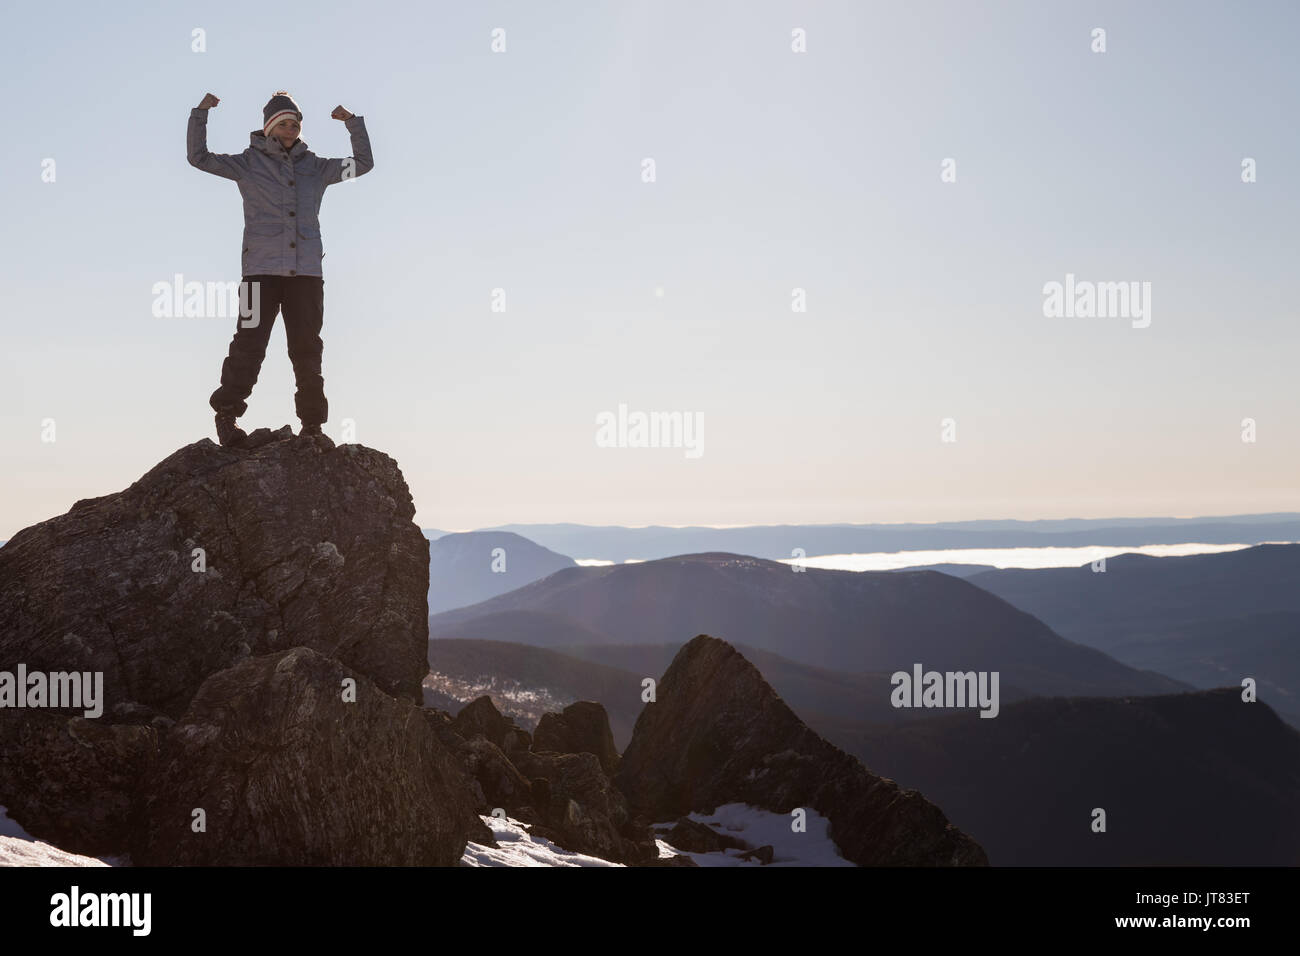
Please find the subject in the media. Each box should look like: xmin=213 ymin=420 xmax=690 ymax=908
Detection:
xmin=242 ymin=223 xmax=285 ymax=272
xmin=296 ymin=224 xmax=324 ymax=262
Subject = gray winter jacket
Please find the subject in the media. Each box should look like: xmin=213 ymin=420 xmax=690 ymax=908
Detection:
xmin=187 ymin=107 xmax=373 ymax=277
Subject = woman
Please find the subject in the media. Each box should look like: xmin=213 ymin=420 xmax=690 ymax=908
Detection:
xmin=187 ymin=90 xmax=374 ymax=445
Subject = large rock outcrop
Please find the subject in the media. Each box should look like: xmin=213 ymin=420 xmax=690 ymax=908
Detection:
xmin=138 ymin=647 xmax=489 ymax=865
xmin=0 ymin=430 xmax=486 ymax=863
xmin=615 ymin=635 xmax=988 ymax=866
xmin=0 ymin=427 xmax=429 ymax=716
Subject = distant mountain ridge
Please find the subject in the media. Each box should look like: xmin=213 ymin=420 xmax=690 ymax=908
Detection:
xmin=887 ymin=563 xmax=995 ymax=577
xmin=430 ymin=552 xmax=1186 ymax=699
xmin=968 ymin=544 xmax=1300 ymax=725
xmin=427 ymin=530 xmax=576 ymax=615
xmin=428 ymin=515 xmax=1300 ymax=563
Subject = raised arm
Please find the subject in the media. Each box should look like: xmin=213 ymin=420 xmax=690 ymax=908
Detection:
xmin=322 ymin=105 xmax=374 ymax=185
xmin=187 ymin=94 xmax=248 ymax=181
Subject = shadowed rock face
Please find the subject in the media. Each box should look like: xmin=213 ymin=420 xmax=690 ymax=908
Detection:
xmin=137 ymin=647 xmax=489 ymax=866
xmin=615 ymin=635 xmax=988 ymax=866
xmin=446 ymin=695 xmax=655 ymax=864
xmin=534 ymin=701 xmax=621 ymax=775
xmin=460 ymin=737 xmax=534 ymax=811
xmin=662 ymin=816 xmax=746 ymax=854
xmin=0 ymin=430 xmax=430 ymax=716
xmin=511 ymin=749 xmax=658 ymax=864
xmin=452 ymin=695 xmax=532 ymax=754
xmin=0 ymin=713 xmax=158 ymax=856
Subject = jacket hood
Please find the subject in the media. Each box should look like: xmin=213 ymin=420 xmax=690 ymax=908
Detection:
xmin=250 ymin=129 xmax=309 ymax=159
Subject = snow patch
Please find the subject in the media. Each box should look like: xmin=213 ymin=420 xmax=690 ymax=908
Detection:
xmin=0 ymin=806 xmax=110 ymax=867
xmin=654 ymin=803 xmax=854 ymax=867
xmin=461 ymin=814 xmax=624 ymax=867
xmin=462 ymin=804 xmax=854 ymax=867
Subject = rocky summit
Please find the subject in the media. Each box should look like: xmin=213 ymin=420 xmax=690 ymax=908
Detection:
xmin=615 ymin=635 xmax=989 ymax=866
xmin=0 ymin=430 xmax=471 ymax=862
xmin=0 ymin=426 xmax=429 ymax=717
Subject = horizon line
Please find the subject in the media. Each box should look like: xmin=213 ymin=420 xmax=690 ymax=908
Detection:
xmin=421 ymin=511 xmax=1300 ymax=535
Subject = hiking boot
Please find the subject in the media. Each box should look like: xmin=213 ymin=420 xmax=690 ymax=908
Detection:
xmin=299 ymin=422 xmax=323 ymax=438
xmin=215 ymin=410 xmax=248 ymax=448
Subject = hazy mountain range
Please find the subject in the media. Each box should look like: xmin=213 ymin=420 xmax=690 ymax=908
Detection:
xmin=421 ymin=513 xmax=1300 ymax=563
xmin=430 ymin=552 xmax=1185 ymax=699
xmin=971 ymin=544 xmax=1300 ymax=723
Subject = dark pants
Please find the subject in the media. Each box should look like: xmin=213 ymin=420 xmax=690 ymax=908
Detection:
xmin=208 ymin=275 xmax=327 ymax=425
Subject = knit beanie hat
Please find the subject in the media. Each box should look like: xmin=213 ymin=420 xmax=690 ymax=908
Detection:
xmin=263 ymin=91 xmax=303 ymax=137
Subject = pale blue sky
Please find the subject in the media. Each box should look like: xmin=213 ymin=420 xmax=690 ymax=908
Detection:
xmin=2 ymin=0 xmax=1298 ymax=538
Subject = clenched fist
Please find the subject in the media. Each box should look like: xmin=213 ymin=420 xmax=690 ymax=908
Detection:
xmin=197 ymin=93 xmax=220 ymax=109
xmin=331 ymin=105 xmax=355 ymax=121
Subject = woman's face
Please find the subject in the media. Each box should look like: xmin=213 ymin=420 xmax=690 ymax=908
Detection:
xmin=271 ymin=117 xmax=300 ymax=148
